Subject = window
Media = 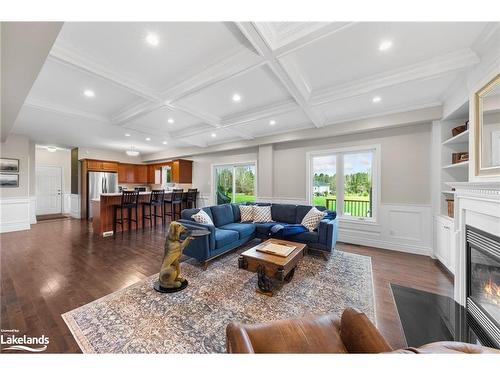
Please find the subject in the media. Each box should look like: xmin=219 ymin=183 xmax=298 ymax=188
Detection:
xmin=309 ymin=145 xmax=378 ymax=221
xmin=213 ymin=163 xmax=256 ymax=205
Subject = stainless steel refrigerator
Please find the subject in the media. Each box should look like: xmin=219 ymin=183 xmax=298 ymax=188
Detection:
xmin=87 ymin=171 xmax=118 ymax=219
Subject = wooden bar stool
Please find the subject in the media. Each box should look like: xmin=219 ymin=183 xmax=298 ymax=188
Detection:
xmin=113 ymin=190 xmax=139 ymax=235
xmin=186 ymin=188 xmax=198 ymax=209
xmin=142 ymin=190 xmax=165 ymax=228
xmin=164 ymin=189 xmax=184 ymax=222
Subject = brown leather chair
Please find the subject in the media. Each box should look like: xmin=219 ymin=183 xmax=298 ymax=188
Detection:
xmin=226 ymin=308 xmax=500 ymax=354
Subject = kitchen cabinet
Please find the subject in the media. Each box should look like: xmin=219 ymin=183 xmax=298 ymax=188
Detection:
xmin=116 ymin=159 xmax=192 ymax=184
xmin=135 ymin=165 xmax=148 ymax=184
xmin=434 ymin=215 xmax=455 ymax=274
xmin=118 ymin=163 xmax=135 ymax=183
xmin=101 ymin=161 xmax=118 ymax=172
xmin=171 ymin=159 xmax=192 ymax=183
xmin=84 ymin=159 xmax=118 ymax=172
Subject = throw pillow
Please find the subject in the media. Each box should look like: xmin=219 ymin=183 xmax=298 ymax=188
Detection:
xmin=253 ymin=205 xmax=273 ymax=223
xmin=191 ymin=210 xmax=213 ymax=225
xmin=301 ymin=207 xmax=326 ymax=231
xmin=240 ymin=205 xmax=254 ymax=222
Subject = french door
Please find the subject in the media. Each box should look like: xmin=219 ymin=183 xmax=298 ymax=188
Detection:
xmin=36 ymin=166 xmax=62 ymax=215
xmin=213 ymin=163 xmax=256 ymax=205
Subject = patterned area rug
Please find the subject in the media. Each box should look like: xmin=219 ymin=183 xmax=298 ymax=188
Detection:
xmin=62 ymin=249 xmax=375 ymax=353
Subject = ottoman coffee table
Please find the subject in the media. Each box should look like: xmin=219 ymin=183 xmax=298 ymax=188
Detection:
xmin=238 ymin=238 xmax=307 ymax=296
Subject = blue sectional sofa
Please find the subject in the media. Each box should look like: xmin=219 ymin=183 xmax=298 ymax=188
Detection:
xmin=178 ymin=203 xmax=338 ymax=265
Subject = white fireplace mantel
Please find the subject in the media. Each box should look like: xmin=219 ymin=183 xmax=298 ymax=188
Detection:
xmin=448 ymin=181 xmax=500 ymax=305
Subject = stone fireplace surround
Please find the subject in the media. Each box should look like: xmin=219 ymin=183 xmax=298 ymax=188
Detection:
xmin=450 ymin=181 xmax=500 ymax=346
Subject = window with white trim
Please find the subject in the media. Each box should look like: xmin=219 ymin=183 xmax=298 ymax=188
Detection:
xmin=308 ymin=145 xmax=379 ymax=221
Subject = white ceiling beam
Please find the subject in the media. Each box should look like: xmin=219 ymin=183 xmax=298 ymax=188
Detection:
xmin=310 ymin=48 xmax=480 ymax=106
xmin=111 ymin=101 xmax=165 ymax=126
xmin=235 ymin=22 xmax=325 ymax=128
xmin=24 ymin=98 xmax=110 ymax=123
xmin=49 ymin=44 xmax=161 ymax=102
xmin=220 ymin=99 xmax=297 ymax=127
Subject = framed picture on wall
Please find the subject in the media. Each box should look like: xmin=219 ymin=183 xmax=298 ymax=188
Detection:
xmin=0 ymin=173 xmax=19 ymax=187
xmin=0 ymin=158 xmax=20 ymax=173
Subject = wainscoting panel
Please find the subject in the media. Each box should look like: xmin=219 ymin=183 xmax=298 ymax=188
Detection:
xmin=70 ymin=194 xmax=81 ymax=219
xmin=0 ymin=197 xmax=31 ymax=233
xmin=30 ymin=196 xmax=37 ymax=224
xmin=63 ymin=193 xmax=71 ymax=214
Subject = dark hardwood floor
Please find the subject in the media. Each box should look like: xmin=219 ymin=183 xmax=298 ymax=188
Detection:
xmin=0 ymin=218 xmax=452 ymax=353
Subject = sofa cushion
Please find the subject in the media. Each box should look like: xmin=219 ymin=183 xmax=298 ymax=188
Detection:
xmin=191 ymin=209 xmax=214 ymax=225
xmin=288 ymin=231 xmax=319 ymax=244
xmin=240 ymin=205 xmax=254 ymax=222
xmin=254 ymin=222 xmax=276 ymax=236
xmin=271 ymin=204 xmax=297 ymax=224
xmin=253 ymin=205 xmax=272 ymax=223
xmin=219 ymin=223 xmax=256 ymax=239
xmin=214 ymin=228 xmax=239 ymax=248
xmin=211 ymin=204 xmax=235 ymax=227
xmin=181 ymin=207 xmax=213 ymax=222
xmin=231 ymin=204 xmax=241 ymax=222
xmin=296 ymin=205 xmax=327 ymax=222
xmin=301 ymin=207 xmax=327 ymax=231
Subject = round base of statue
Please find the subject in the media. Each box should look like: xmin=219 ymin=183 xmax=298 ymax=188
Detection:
xmin=153 ymin=279 xmax=188 ymax=293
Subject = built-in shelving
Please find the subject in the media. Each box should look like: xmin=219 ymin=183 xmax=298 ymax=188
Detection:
xmin=442 ymin=161 xmax=469 ymax=169
xmin=442 ymin=129 xmax=469 ymax=145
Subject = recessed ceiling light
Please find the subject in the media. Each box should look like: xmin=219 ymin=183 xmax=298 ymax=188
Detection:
xmin=162 ymin=141 xmax=168 ymax=145
xmin=167 ymin=118 xmax=174 ymax=124
xmin=83 ymin=89 xmax=95 ymax=98
xmin=269 ymin=120 xmax=276 ymax=126
xmin=232 ymin=93 xmax=242 ymax=103
xmin=46 ymin=146 xmax=57 ymax=153
xmin=372 ymin=96 xmax=382 ymax=103
xmin=211 ymin=133 xmax=217 ymax=138
xmin=146 ymin=33 xmax=159 ymax=46
xmin=124 ymin=133 xmax=131 ymax=137
xmin=145 ymin=137 xmax=151 ymax=141
xmin=378 ymin=40 xmax=393 ymax=51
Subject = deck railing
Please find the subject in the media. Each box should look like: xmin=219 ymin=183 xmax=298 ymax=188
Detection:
xmin=324 ymin=198 xmax=371 ymax=218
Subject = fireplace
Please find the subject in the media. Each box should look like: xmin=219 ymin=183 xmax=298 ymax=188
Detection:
xmin=466 ymin=226 xmax=500 ymax=347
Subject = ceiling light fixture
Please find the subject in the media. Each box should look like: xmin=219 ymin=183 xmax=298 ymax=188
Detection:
xmin=211 ymin=133 xmax=217 ymax=138
xmin=126 ymin=146 xmax=140 ymax=157
xmin=372 ymin=96 xmax=382 ymax=103
xmin=125 ymin=133 xmax=131 ymax=137
xmin=46 ymin=146 xmax=57 ymax=153
xmin=269 ymin=120 xmax=276 ymax=126
xmin=232 ymin=93 xmax=242 ymax=103
xmin=145 ymin=137 xmax=151 ymax=141
xmin=83 ymin=89 xmax=95 ymax=98
xmin=162 ymin=141 xmax=168 ymax=145
xmin=167 ymin=118 xmax=174 ymax=124
xmin=146 ymin=33 xmax=159 ymax=46
xmin=378 ymin=40 xmax=393 ymax=51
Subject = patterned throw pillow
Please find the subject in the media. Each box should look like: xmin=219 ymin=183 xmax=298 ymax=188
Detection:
xmin=240 ymin=205 xmax=254 ymax=222
xmin=253 ymin=205 xmax=273 ymax=223
xmin=301 ymin=207 xmax=326 ymax=231
xmin=191 ymin=209 xmax=213 ymax=225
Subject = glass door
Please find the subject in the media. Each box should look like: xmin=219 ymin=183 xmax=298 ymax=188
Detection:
xmin=214 ymin=163 xmax=256 ymax=204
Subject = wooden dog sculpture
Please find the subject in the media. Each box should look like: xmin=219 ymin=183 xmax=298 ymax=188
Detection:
xmin=158 ymin=221 xmax=194 ymax=290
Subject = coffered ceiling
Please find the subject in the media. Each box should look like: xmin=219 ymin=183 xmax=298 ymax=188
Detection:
xmin=12 ymin=21 xmax=497 ymax=156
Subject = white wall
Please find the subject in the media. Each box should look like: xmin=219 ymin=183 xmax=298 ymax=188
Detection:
xmin=0 ymin=134 xmax=34 ymax=232
xmin=272 ymin=124 xmax=432 ymax=204
xmin=188 ymin=124 xmax=433 ymax=256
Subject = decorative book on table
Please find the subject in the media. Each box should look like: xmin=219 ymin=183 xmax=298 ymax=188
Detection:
xmin=256 ymin=242 xmax=296 ymax=257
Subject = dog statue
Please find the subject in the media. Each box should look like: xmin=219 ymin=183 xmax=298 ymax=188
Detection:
xmin=158 ymin=221 xmax=194 ymax=290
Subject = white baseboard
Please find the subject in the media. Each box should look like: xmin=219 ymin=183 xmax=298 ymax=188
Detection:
xmin=70 ymin=194 xmax=81 ymax=219
xmin=29 ymin=196 xmax=37 ymax=224
xmin=0 ymin=197 xmax=31 ymax=233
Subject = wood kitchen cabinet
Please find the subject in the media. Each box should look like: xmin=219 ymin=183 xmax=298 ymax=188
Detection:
xmin=116 ymin=159 xmax=192 ymax=184
xmin=134 ymin=165 xmax=148 ymax=184
xmin=84 ymin=159 xmax=118 ymax=172
xmin=171 ymin=159 xmax=193 ymax=183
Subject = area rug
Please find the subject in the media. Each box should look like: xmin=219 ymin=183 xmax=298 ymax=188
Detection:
xmin=62 ymin=250 xmax=375 ymax=353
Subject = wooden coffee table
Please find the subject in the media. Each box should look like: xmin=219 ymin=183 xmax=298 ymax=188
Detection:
xmin=238 ymin=238 xmax=307 ymax=296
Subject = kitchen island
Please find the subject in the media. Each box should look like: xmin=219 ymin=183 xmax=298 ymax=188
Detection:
xmin=91 ymin=191 xmax=190 ymax=236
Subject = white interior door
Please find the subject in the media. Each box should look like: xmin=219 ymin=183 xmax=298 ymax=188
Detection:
xmin=36 ymin=166 xmax=62 ymax=215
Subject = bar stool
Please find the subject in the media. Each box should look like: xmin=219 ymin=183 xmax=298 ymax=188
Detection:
xmin=164 ymin=189 xmax=184 ymax=222
xmin=142 ymin=190 xmax=165 ymax=228
xmin=186 ymin=188 xmax=198 ymax=209
xmin=113 ymin=190 xmax=139 ymax=235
